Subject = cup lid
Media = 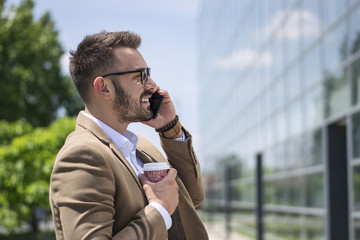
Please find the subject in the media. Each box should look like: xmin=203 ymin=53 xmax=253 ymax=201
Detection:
xmin=143 ymin=162 xmax=170 ymax=171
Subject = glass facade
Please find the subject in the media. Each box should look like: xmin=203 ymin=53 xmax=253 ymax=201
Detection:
xmin=198 ymin=0 xmax=360 ymax=239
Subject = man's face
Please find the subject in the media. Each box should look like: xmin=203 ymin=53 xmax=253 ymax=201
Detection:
xmin=112 ymin=79 xmax=153 ymax=123
xmin=109 ymin=48 xmax=155 ymax=123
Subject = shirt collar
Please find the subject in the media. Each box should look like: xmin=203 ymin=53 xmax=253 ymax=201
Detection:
xmin=81 ymin=111 xmax=138 ymax=156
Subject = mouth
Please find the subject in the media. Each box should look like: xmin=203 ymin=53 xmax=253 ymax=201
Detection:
xmin=140 ymin=91 xmax=153 ymax=106
xmin=141 ymin=97 xmax=150 ymax=104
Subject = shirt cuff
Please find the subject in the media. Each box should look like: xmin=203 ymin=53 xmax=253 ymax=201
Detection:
xmin=149 ymin=202 xmax=172 ymax=230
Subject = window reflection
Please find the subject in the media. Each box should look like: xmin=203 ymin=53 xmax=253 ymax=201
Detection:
xmin=288 ymin=99 xmax=304 ymax=138
xmin=243 ymin=181 xmax=255 ymax=203
xmin=349 ymin=4 xmax=360 ymax=56
xmin=323 ymin=21 xmax=347 ymax=73
xmin=304 ymin=86 xmax=324 ymax=130
xmin=264 ymin=175 xmax=304 ymax=206
xmin=351 ymin=59 xmax=360 ymax=106
xmin=304 ymin=172 xmax=324 ymax=208
xmin=264 ymin=213 xmax=325 ymax=240
xmin=284 ymin=64 xmax=301 ymax=102
xmin=263 ymin=148 xmax=275 ymax=174
xmin=353 ymin=166 xmax=360 ymax=210
xmin=302 ymin=43 xmax=321 ymax=90
xmin=275 ymin=111 xmax=287 ymax=143
xmin=199 ymin=0 xmax=359 ymax=238
xmin=301 ymin=0 xmax=321 ymax=49
xmin=283 ymin=7 xmax=302 ymax=64
xmin=302 ymin=216 xmax=326 ymax=240
xmin=355 ymin=218 xmax=360 ymax=240
xmin=325 ymin=69 xmax=350 ymax=118
xmin=321 ymin=0 xmax=347 ymax=29
xmin=284 ymin=137 xmax=302 ymax=170
xmin=353 ymin=112 xmax=360 ymax=159
xmin=287 ymin=176 xmax=303 ymax=206
xmin=349 ymin=7 xmax=360 ymax=107
xmin=272 ymin=33 xmax=284 ymax=79
xmin=303 ymin=129 xmax=323 ymax=166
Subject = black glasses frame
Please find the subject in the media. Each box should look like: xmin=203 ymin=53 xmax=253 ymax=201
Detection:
xmin=101 ymin=67 xmax=151 ymax=85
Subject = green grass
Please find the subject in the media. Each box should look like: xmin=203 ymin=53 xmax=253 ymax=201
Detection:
xmin=0 ymin=231 xmax=55 ymax=240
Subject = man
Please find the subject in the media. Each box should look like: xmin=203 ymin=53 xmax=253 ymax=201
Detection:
xmin=49 ymin=31 xmax=208 ymax=240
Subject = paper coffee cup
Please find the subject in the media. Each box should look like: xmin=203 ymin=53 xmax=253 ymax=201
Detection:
xmin=143 ymin=162 xmax=170 ymax=183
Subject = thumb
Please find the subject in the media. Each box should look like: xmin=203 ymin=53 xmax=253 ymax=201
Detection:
xmin=139 ymin=173 xmax=151 ymax=185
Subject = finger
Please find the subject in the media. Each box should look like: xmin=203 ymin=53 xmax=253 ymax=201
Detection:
xmin=154 ymin=85 xmax=160 ymax=92
xmin=158 ymin=89 xmax=169 ymax=98
xmin=139 ymin=174 xmax=151 ymax=185
xmin=165 ymin=168 xmax=177 ymax=179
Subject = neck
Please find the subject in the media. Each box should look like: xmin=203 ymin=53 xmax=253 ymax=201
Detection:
xmin=85 ymin=106 xmax=129 ymax=134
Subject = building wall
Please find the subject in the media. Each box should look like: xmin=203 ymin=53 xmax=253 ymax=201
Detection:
xmin=198 ymin=0 xmax=360 ymax=239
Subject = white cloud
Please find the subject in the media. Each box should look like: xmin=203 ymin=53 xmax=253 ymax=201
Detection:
xmin=216 ymin=48 xmax=273 ymax=69
xmin=264 ymin=9 xmax=320 ymax=40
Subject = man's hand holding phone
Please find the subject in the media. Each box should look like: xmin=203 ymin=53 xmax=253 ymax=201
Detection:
xmin=149 ymin=91 xmax=164 ymax=119
xmin=142 ymin=89 xmax=178 ymax=130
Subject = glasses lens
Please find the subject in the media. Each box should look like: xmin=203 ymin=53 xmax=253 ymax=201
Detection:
xmin=141 ymin=68 xmax=150 ymax=85
xmin=141 ymin=70 xmax=146 ymax=85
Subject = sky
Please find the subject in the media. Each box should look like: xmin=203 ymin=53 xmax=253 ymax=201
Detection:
xmin=9 ymin=0 xmax=203 ymax=156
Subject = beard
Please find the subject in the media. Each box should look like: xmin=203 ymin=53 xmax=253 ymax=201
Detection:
xmin=111 ymin=79 xmax=153 ymax=123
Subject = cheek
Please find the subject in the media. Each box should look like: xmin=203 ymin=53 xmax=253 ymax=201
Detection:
xmin=130 ymin=90 xmax=144 ymax=103
xmin=122 ymin=85 xmax=141 ymax=99
xmin=134 ymin=87 xmax=145 ymax=98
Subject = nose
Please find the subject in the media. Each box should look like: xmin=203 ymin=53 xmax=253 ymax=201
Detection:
xmin=144 ymin=76 xmax=157 ymax=92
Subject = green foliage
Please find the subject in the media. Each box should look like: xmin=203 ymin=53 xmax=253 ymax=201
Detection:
xmin=0 ymin=0 xmax=83 ymax=126
xmin=0 ymin=117 xmax=76 ymax=233
xmin=0 ymin=231 xmax=55 ymax=240
xmin=0 ymin=120 xmax=33 ymax=145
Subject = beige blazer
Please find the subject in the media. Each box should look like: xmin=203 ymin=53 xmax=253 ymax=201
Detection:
xmin=49 ymin=112 xmax=208 ymax=240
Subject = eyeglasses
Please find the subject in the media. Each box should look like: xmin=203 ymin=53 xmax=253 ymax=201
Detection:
xmin=101 ymin=67 xmax=151 ymax=85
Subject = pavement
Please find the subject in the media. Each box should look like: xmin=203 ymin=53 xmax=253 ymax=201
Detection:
xmin=205 ymin=223 xmax=254 ymax=240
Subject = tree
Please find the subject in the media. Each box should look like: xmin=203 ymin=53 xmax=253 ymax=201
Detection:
xmin=0 ymin=0 xmax=83 ymax=127
xmin=0 ymin=117 xmax=76 ymax=233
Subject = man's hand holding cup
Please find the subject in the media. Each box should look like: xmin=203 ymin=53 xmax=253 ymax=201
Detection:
xmin=140 ymin=163 xmax=179 ymax=215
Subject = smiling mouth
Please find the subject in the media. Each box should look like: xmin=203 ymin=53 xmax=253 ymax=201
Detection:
xmin=141 ymin=98 xmax=149 ymax=104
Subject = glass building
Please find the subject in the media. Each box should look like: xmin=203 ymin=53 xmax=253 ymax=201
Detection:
xmin=198 ymin=0 xmax=360 ymax=239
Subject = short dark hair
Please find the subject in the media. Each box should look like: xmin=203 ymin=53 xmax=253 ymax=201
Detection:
xmin=69 ymin=31 xmax=142 ymax=102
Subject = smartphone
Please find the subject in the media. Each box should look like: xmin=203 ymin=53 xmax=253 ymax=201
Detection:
xmin=149 ymin=91 xmax=164 ymax=119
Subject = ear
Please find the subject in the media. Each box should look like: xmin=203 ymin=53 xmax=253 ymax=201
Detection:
xmin=93 ymin=77 xmax=112 ymax=100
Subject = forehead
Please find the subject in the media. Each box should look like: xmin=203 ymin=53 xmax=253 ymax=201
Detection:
xmin=112 ymin=47 xmax=147 ymax=70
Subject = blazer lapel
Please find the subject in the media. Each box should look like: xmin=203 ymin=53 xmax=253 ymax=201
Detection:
xmin=109 ymin=142 xmax=143 ymax=189
xmin=136 ymin=135 xmax=167 ymax=164
xmin=136 ymin=149 xmax=156 ymax=164
xmin=76 ymin=112 xmax=143 ymax=190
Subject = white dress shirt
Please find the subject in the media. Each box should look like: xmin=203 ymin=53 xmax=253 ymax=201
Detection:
xmin=81 ymin=111 xmax=172 ymax=229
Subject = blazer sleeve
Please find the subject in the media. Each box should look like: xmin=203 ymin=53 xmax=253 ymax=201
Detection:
xmin=159 ymin=127 xmax=205 ymax=207
xmin=50 ymin=145 xmax=167 ymax=240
